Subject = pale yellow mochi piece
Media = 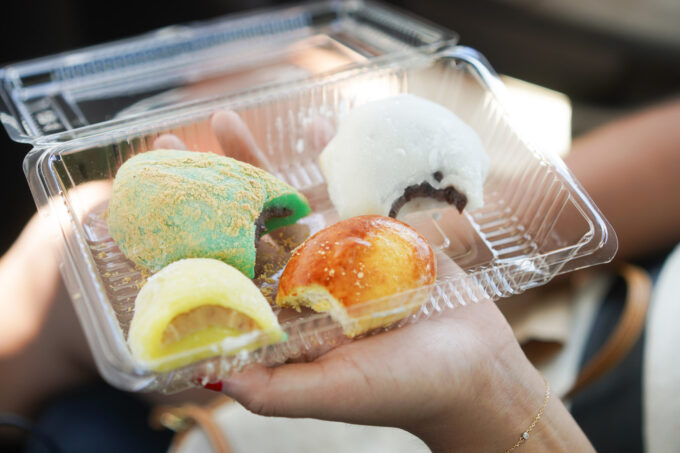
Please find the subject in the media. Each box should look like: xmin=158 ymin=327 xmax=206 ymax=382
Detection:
xmin=128 ymin=258 xmax=284 ymax=372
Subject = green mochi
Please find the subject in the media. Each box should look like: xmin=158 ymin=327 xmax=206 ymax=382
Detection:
xmin=108 ymin=149 xmax=310 ymax=278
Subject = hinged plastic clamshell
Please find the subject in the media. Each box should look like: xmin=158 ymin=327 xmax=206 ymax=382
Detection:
xmin=1 ymin=1 xmax=615 ymax=393
xmin=0 ymin=0 xmax=456 ymax=145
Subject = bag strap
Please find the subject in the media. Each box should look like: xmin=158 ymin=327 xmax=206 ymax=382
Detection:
xmin=150 ymin=399 xmax=233 ymax=453
xmin=564 ymin=262 xmax=652 ymax=399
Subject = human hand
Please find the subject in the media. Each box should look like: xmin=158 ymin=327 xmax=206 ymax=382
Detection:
xmin=155 ymin=110 xmax=592 ymax=452
xmin=153 ymin=110 xmax=263 ymax=165
xmin=220 ymin=297 xmax=562 ymax=452
xmin=153 ymin=108 xmax=335 ymax=166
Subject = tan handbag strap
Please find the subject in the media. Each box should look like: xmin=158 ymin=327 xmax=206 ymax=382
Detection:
xmin=150 ymin=401 xmax=233 ymax=453
xmin=564 ymin=263 xmax=652 ymax=399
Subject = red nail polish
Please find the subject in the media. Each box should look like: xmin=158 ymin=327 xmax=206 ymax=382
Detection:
xmin=203 ymin=381 xmax=223 ymax=392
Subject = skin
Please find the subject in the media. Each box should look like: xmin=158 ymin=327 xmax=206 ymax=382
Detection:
xmin=211 ymin=100 xmax=679 ymax=452
xmin=0 ymin=215 xmax=93 ymax=415
xmin=221 ymin=300 xmax=592 ymax=452
xmin=2 ymin=99 xmax=679 ymax=450
xmin=564 ymin=98 xmax=680 ymax=260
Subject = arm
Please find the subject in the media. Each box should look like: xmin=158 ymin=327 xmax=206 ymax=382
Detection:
xmin=566 ymin=98 xmax=680 ymax=260
xmin=1 ymin=110 xmax=595 ymax=451
xmin=219 ymin=298 xmax=593 ymax=452
xmin=0 ymin=215 xmax=94 ymax=415
xmin=170 ymin=112 xmax=594 ymax=451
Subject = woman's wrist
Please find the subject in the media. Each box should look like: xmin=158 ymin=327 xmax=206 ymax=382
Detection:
xmin=405 ymin=318 xmax=593 ymax=452
xmin=405 ymin=335 xmax=541 ymax=451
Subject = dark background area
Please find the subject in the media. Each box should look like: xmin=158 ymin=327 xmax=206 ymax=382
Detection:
xmin=1 ymin=0 xmax=678 ymax=252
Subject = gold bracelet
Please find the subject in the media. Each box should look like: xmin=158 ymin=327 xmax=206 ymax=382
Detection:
xmin=504 ymin=376 xmax=551 ymax=453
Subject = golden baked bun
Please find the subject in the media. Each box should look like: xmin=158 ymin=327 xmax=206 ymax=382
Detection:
xmin=276 ymin=215 xmax=436 ymax=337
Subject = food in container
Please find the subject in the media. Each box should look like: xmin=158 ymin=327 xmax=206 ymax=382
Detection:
xmin=276 ymin=215 xmax=437 ymax=337
xmin=319 ymin=94 xmax=489 ymax=219
xmin=107 ymin=148 xmax=310 ymax=277
xmin=128 ymin=258 xmax=284 ymax=372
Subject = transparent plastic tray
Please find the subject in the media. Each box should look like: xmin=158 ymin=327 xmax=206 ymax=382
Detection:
xmin=3 ymin=2 xmax=616 ymax=393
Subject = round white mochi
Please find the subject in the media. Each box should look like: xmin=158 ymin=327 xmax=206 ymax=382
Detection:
xmin=319 ymin=94 xmax=489 ymax=220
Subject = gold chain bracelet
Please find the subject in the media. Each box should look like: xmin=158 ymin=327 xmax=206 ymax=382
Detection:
xmin=504 ymin=377 xmax=551 ymax=453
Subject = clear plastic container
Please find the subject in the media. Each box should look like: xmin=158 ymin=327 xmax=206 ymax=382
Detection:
xmin=0 ymin=1 xmax=616 ymax=393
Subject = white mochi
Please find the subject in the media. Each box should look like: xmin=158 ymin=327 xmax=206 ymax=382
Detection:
xmin=319 ymin=94 xmax=489 ymax=220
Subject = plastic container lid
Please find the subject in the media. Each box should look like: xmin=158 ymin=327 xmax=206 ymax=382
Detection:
xmin=0 ymin=0 xmax=457 ymax=145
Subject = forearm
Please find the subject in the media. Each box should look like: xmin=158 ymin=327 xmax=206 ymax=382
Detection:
xmin=566 ymin=99 xmax=680 ymax=260
xmin=408 ymin=334 xmax=593 ymax=452
xmin=0 ymin=215 xmax=95 ymax=415
xmin=0 ymin=288 xmax=94 ymax=416
xmin=0 ymin=215 xmax=61 ymax=355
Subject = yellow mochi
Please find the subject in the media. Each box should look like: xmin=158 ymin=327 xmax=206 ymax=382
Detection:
xmin=128 ymin=258 xmax=284 ymax=372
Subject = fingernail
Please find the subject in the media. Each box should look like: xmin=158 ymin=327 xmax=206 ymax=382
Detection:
xmin=202 ymin=381 xmax=223 ymax=392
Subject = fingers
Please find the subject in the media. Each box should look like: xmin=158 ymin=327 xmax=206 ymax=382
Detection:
xmin=221 ymin=362 xmax=329 ymax=418
xmin=152 ymin=110 xmax=328 ymax=169
xmin=211 ymin=110 xmax=263 ymax=166
xmin=153 ymin=134 xmax=188 ymax=150
xmin=220 ymin=358 xmax=372 ymax=422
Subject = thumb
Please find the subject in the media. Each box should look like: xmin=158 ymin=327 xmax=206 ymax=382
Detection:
xmin=218 ymin=358 xmax=374 ymax=422
xmin=211 ymin=110 xmax=265 ymax=166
